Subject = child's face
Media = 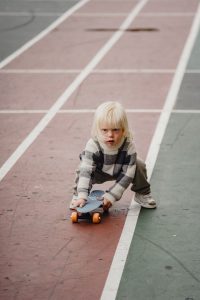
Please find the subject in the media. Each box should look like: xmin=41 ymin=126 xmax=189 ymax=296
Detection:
xmin=100 ymin=125 xmax=124 ymax=148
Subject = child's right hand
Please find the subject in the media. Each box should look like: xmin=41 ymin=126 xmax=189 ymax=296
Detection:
xmin=72 ymin=198 xmax=86 ymax=208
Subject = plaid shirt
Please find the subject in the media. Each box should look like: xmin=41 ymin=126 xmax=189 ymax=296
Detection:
xmin=76 ymin=137 xmax=137 ymax=203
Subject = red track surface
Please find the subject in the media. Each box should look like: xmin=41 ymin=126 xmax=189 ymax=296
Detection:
xmin=0 ymin=0 xmax=198 ymax=299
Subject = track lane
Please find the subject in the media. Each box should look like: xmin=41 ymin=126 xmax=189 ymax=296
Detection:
xmin=0 ymin=0 xmax=199 ymax=299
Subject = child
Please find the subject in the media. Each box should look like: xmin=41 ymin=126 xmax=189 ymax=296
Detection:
xmin=70 ymin=101 xmax=156 ymax=210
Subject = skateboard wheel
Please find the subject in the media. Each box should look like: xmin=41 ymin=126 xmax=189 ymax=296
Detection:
xmin=92 ymin=213 xmax=101 ymax=224
xmin=71 ymin=211 xmax=78 ymax=223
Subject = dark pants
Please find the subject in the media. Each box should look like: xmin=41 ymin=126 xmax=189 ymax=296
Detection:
xmin=131 ymin=158 xmax=151 ymax=194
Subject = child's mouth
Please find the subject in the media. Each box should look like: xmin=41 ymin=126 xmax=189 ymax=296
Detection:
xmin=106 ymin=140 xmax=114 ymax=145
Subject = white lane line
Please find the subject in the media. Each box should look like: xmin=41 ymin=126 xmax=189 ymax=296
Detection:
xmin=100 ymin=3 xmax=200 ymax=300
xmin=185 ymin=70 xmax=200 ymax=73
xmin=0 ymin=0 xmax=149 ymax=182
xmin=0 ymin=69 xmax=82 ymax=74
xmin=0 ymin=68 xmax=176 ymax=74
xmin=0 ymin=110 xmax=48 ymax=114
xmin=1 ymin=68 xmax=200 ymax=74
xmin=140 ymin=12 xmax=195 ymax=17
xmin=172 ymin=109 xmax=200 ymax=113
xmin=1 ymin=109 xmax=200 ymax=114
xmin=0 ymin=12 xmax=195 ymax=18
xmin=92 ymin=69 xmax=175 ymax=74
xmin=0 ymin=0 xmax=90 ymax=69
xmin=1 ymin=69 xmax=200 ymax=74
xmin=0 ymin=109 xmax=162 ymax=114
xmin=74 ymin=12 xmax=195 ymax=17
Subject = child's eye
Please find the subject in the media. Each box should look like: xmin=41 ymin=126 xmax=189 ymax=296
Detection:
xmin=101 ymin=128 xmax=121 ymax=134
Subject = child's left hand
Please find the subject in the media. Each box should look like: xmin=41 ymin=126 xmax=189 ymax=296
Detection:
xmin=103 ymin=198 xmax=112 ymax=210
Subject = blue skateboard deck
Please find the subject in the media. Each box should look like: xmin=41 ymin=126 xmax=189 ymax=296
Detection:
xmin=76 ymin=190 xmax=104 ymax=213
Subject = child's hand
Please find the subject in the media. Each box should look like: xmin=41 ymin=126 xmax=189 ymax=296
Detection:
xmin=103 ymin=198 xmax=112 ymax=211
xmin=72 ymin=198 xmax=86 ymax=208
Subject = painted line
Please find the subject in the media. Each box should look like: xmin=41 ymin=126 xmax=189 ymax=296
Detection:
xmin=0 ymin=110 xmax=48 ymax=114
xmin=0 ymin=0 xmax=90 ymax=69
xmin=140 ymin=12 xmax=195 ymax=17
xmin=74 ymin=12 xmax=195 ymax=17
xmin=0 ymin=0 xmax=150 ymax=182
xmin=185 ymin=70 xmax=200 ymax=73
xmin=0 ymin=109 xmax=162 ymax=114
xmin=1 ymin=68 xmax=200 ymax=74
xmin=100 ymin=3 xmax=200 ymax=300
xmin=172 ymin=109 xmax=200 ymax=114
xmin=0 ymin=69 xmax=176 ymax=74
xmin=92 ymin=69 xmax=175 ymax=74
xmin=0 ymin=69 xmax=82 ymax=74
xmin=0 ymin=12 xmax=195 ymax=18
xmin=75 ymin=13 xmax=128 ymax=17
xmin=1 ymin=109 xmax=200 ymax=114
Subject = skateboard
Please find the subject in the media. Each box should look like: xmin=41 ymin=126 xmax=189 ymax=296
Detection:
xmin=70 ymin=190 xmax=107 ymax=224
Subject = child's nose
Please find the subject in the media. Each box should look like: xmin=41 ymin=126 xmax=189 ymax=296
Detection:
xmin=108 ymin=130 xmax=113 ymax=137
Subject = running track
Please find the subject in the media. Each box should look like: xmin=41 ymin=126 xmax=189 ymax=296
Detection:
xmin=0 ymin=0 xmax=200 ymax=299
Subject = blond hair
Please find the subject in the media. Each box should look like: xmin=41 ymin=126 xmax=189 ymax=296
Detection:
xmin=91 ymin=101 xmax=132 ymax=140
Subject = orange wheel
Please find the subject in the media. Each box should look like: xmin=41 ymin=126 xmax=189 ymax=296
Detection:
xmin=92 ymin=212 xmax=101 ymax=224
xmin=71 ymin=211 xmax=78 ymax=223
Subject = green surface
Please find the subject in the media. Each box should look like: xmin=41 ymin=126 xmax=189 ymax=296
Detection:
xmin=175 ymin=28 xmax=200 ymax=110
xmin=175 ymin=74 xmax=200 ymax=110
xmin=0 ymin=15 xmax=56 ymax=61
xmin=117 ymin=114 xmax=200 ymax=300
xmin=0 ymin=0 xmax=80 ymax=61
xmin=187 ymin=30 xmax=200 ymax=70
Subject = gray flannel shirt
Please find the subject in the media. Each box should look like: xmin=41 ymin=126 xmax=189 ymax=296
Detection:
xmin=76 ymin=137 xmax=137 ymax=203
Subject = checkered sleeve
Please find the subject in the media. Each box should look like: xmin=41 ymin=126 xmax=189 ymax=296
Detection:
xmin=104 ymin=142 xmax=137 ymax=203
xmin=77 ymin=139 xmax=98 ymax=200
